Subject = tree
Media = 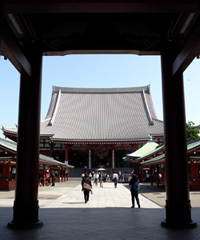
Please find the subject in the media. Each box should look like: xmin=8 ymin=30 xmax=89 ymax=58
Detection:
xmin=186 ymin=121 xmax=199 ymax=142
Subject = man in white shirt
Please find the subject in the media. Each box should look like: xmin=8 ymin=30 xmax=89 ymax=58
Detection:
xmin=112 ymin=172 xmax=119 ymax=188
xmin=94 ymin=172 xmax=99 ymax=186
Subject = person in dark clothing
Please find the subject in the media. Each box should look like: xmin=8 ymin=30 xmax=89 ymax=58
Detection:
xmin=129 ymin=173 xmax=141 ymax=208
xmin=51 ymin=171 xmax=55 ymax=186
xmin=39 ymin=172 xmax=43 ymax=186
xmin=81 ymin=173 xmax=92 ymax=203
xmin=112 ymin=172 xmax=119 ymax=188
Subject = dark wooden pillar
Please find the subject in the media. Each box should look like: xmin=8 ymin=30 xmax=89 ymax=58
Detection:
xmin=43 ymin=164 xmax=46 ymax=186
xmin=58 ymin=167 xmax=60 ymax=182
xmin=150 ymin=166 xmax=153 ymax=186
xmin=61 ymin=167 xmax=64 ymax=182
xmin=8 ymin=45 xmax=43 ymax=229
xmin=112 ymin=149 xmax=115 ymax=173
xmin=88 ymin=149 xmax=92 ymax=171
xmin=156 ymin=164 xmax=159 ymax=188
xmin=49 ymin=166 xmax=52 ymax=185
xmin=141 ymin=166 xmax=144 ymax=183
xmin=65 ymin=145 xmax=69 ymax=164
xmin=161 ymin=49 xmax=196 ymax=228
xmin=0 ymin=4 xmax=3 ymax=56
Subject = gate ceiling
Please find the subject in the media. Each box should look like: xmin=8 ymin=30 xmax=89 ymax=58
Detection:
xmin=1 ymin=1 xmax=200 ymax=76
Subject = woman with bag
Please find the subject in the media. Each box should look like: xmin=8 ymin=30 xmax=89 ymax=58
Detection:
xmin=81 ymin=173 xmax=92 ymax=203
xmin=129 ymin=173 xmax=141 ymax=208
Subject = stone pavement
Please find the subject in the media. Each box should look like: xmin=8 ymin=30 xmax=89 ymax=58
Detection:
xmin=0 ymin=180 xmax=161 ymax=209
xmin=39 ymin=181 xmax=162 ymax=209
xmin=1 ymin=179 xmax=200 ymax=240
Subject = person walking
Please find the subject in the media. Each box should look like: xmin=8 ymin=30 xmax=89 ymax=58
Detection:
xmin=89 ymin=172 xmax=92 ymax=180
xmin=45 ymin=170 xmax=50 ymax=186
xmin=112 ymin=171 xmax=119 ymax=188
xmin=99 ymin=172 xmax=103 ymax=187
xmin=94 ymin=172 xmax=99 ymax=186
xmin=51 ymin=170 xmax=55 ymax=186
xmin=39 ymin=172 xmax=43 ymax=186
xmin=129 ymin=173 xmax=141 ymax=208
xmin=81 ymin=173 xmax=92 ymax=203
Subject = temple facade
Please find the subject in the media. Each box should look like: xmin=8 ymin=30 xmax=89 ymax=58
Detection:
xmin=3 ymin=85 xmax=164 ymax=176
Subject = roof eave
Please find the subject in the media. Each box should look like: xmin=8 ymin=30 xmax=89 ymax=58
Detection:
xmin=50 ymin=137 xmax=152 ymax=144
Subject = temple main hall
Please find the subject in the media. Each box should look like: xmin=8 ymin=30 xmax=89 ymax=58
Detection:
xmin=3 ymin=85 xmax=164 ymax=176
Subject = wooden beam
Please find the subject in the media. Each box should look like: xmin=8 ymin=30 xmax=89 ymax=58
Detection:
xmin=67 ymin=145 xmax=136 ymax=150
xmin=1 ymin=20 xmax=31 ymax=76
xmin=3 ymin=1 xmax=200 ymax=14
xmin=172 ymin=18 xmax=200 ymax=76
xmin=0 ymin=4 xmax=3 ymax=54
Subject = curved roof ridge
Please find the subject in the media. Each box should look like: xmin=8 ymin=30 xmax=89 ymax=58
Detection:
xmin=152 ymin=118 xmax=163 ymax=123
xmin=52 ymin=85 xmax=151 ymax=94
xmin=48 ymin=89 xmax=62 ymax=126
xmin=2 ymin=126 xmax=18 ymax=132
xmin=142 ymin=89 xmax=154 ymax=125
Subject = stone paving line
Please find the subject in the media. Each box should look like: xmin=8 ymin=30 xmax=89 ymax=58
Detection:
xmin=40 ymin=182 xmax=162 ymax=209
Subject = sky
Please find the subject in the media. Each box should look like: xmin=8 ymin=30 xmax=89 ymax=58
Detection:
xmin=0 ymin=54 xmax=199 ymax=138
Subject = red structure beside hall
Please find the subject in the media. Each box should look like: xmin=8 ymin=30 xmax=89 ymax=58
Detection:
xmin=0 ymin=138 xmax=73 ymax=190
xmin=127 ymin=139 xmax=200 ymax=190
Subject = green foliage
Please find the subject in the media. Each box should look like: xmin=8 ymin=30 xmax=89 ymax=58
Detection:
xmin=186 ymin=121 xmax=199 ymax=142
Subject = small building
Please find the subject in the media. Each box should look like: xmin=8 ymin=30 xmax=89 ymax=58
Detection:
xmin=124 ymin=140 xmax=164 ymax=181
xmin=3 ymin=85 xmax=164 ymax=176
xmin=0 ymin=138 xmax=74 ymax=190
xmin=130 ymin=139 xmax=200 ymax=190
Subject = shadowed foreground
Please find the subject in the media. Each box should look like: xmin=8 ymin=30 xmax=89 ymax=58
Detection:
xmin=0 ymin=181 xmax=200 ymax=239
xmin=1 ymin=207 xmax=200 ymax=240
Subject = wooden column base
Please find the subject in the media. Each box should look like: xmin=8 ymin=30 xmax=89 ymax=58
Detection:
xmin=8 ymin=200 xmax=43 ymax=229
xmin=161 ymin=200 xmax=197 ymax=228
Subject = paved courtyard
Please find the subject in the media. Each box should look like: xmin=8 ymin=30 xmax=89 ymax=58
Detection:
xmin=40 ymin=181 xmax=161 ymax=209
xmin=1 ymin=179 xmax=199 ymax=209
xmin=0 ymin=180 xmax=161 ymax=209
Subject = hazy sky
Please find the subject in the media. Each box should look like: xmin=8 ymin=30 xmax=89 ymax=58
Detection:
xmin=0 ymin=54 xmax=199 ymax=138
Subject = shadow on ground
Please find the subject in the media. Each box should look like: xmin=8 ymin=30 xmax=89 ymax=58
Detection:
xmin=1 ymin=207 xmax=200 ymax=240
xmin=123 ymin=182 xmax=165 ymax=193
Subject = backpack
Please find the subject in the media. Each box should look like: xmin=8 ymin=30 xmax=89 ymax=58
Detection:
xmin=134 ymin=181 xmax=140 ymax=191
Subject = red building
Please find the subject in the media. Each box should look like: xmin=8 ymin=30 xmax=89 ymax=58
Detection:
xmin=3 ymin=85 xmax=164 ymax=176
xmin=131 ymin=139 xmax=200 ymax=190
xmin=0 ymin=138 xmax=74 ymax=190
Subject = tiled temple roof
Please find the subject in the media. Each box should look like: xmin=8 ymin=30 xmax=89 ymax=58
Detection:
xmin=2 ymin=85 xmax=164 ymax=142
xmin=40 ymin=85 xmax=164 ymax=141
